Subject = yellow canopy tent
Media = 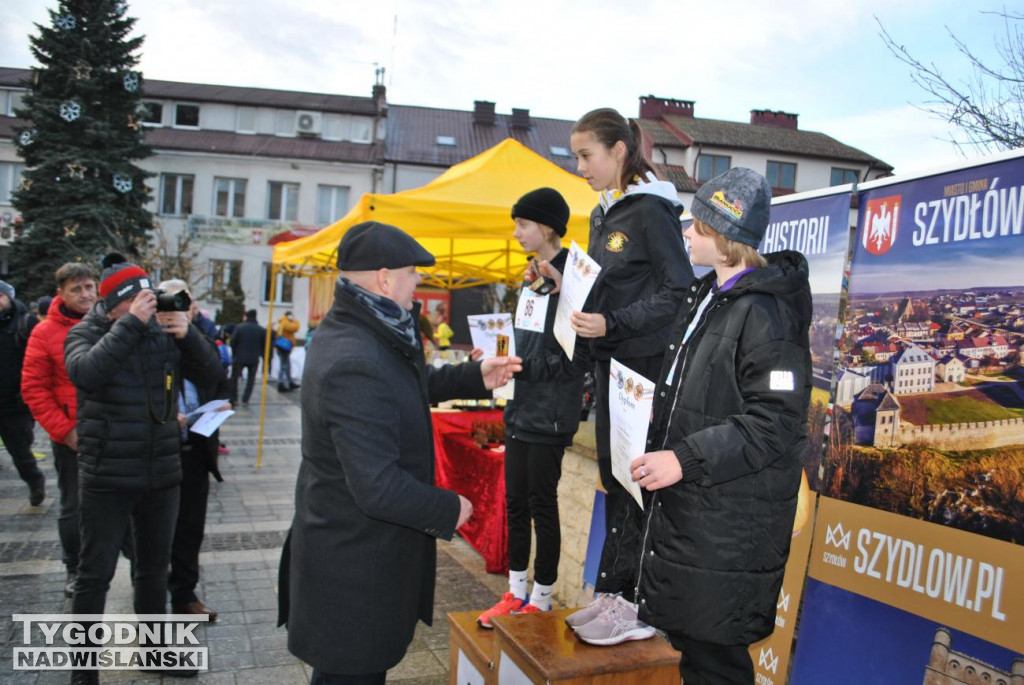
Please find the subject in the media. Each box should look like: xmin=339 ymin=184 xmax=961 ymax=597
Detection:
xmin=256 ymin=139 xmax=598 ymax=464
xmin=271 ymin=138 xmax=597 ymax=286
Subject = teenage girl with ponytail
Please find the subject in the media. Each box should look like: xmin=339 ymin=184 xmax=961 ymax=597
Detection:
xmin=558 ymin=108 xmax=693 ymax=643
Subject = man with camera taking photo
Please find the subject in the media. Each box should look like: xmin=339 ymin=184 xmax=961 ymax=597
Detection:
xmin=65 ymin=258 xmax=222 ymax=685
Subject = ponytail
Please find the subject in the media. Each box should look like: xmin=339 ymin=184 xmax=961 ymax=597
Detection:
xmin=573 ymin=108 xmax=657 ymax=191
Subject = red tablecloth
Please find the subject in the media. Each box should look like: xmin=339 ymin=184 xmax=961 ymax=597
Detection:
xmin=432 ymin=410 xmax=507 ymax=574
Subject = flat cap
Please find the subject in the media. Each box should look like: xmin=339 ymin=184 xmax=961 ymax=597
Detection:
xmin=336 ymin=221 xmax=436 ymax=270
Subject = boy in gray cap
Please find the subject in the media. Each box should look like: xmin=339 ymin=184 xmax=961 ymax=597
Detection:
xmin=613 ymin=168 xmax=812 ymax=681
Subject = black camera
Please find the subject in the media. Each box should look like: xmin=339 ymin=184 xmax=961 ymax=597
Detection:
xmin=154 ymin=289 xmax=191 ymax=312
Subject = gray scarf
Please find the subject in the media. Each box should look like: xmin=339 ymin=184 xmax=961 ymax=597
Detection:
xmin=339 ymin=276 xmax=417 ymax=346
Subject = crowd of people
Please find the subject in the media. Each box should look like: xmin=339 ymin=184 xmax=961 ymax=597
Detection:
xmin=0 ymin=105 xmax=812 ymax=685
xmin=279 ymin=106 xmax=812 ymax=685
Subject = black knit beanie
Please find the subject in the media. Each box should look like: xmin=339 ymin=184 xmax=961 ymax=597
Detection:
xmin=511 ymin=187 xmax=570 ymax=237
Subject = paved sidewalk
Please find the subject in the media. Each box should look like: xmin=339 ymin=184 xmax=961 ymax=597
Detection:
xmin=0 ymin=382 xmax=507 ymax=684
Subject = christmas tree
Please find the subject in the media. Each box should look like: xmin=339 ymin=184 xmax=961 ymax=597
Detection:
xmin=10 ymin=0 xmax=154 ymax=301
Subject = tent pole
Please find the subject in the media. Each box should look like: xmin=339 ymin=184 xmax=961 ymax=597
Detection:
xmin=257 ymin=264 xmax=279 ymax=468
xmin=448 ymin=238 xmax=454 ymax=290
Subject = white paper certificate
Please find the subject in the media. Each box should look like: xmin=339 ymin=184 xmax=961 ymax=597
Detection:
xmin=608 ymin=358 xmax=654 ymax=509
xmin=553 ymin=241 xmax=601 ymax=360
xmin=467 ymin=313 xmax=516 ymax=400
xmin=190 ymin=409 xmax=234 ymax=438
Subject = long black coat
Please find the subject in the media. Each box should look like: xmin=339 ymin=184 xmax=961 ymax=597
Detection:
xmin=635 ymin=251 xmax=812 ymax=646
xmin=280 ymin=281 xmax=489 ymax=674
xmin=64 ymin=303 xmax=224 ymax=492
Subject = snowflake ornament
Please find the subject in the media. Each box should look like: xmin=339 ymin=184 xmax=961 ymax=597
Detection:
xmin=123 ymin=72 xmax=139 ymax=93
xmin=113 ymin=174 xmax=133 ymax=193
xmin=18 ymin=130 xmax=36 ymax=147
xmin=59 ymin=100 xmax=81 ymax=122
xmin=55 ymin=14 xmax=76 ymax=30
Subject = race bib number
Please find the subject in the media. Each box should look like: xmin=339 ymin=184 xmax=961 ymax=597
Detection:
xmin=514 ymin=286 xmax=549 ymax=333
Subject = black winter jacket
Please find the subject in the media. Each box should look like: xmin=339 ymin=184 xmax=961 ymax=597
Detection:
xmin=635 ymin=251 xmax=812 ymax=646
xmin=0 ymin=300 xmax=36 ymax=413
xmin=281 ymin=284 xmax=490 ymax=674
xmin=586 ymin=192 xmax=692 ymax=360
xmin=64 ymin=303 xmax=224 ymax=492
xmin=504 ymin=249 xmax=585 ymax=445
xmin=230 ymin=319 xmax=267 ymax=365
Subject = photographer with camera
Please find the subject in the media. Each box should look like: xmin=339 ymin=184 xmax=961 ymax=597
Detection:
xmin=158 ymin=279 xmax=230 ymax=621
xmin=65 ymin=259 xmax=222 ymax=683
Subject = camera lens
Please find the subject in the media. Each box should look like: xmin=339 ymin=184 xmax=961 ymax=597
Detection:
xmin=154 ymin=289 xmax=192 ymax=312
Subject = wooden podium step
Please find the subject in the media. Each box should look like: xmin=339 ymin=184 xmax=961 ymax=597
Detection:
xmin=448 ymin=609 xmax=498 ymax=684
xmin=489 ymin=607 xmax=680 ymax=684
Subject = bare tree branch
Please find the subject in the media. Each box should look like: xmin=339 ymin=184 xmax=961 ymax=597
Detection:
xmin=877 ymin=10 xmax=1024 ymax=155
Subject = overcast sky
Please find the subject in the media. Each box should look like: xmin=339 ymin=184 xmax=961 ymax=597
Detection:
xmin=0 ymin=0 xmax=1015 ymax=175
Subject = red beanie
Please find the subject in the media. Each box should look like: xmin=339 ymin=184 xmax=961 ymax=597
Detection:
xmin=99 ymin=262 xmax=151 ymax=309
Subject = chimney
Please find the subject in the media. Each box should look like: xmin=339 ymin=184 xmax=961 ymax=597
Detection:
xmin=510 ymin=108 xmax=531 ymax=129
xmin=639 ymin=95 xmax=694 ymax=120
xmin=372 ymin=84 xmax=387 ymax=110
xmin=473 ymin=100 xmax=496 ymax=126
xmin=750 ymin=109 xmax=798 ymax=129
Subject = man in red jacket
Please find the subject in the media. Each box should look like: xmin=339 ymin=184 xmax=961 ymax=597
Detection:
xmin=21 ymin=262 xmax=97 ymax=597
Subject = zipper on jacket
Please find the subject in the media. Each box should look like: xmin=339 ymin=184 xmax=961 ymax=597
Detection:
xmin=634 ymin=296 xmax=721 ymax=600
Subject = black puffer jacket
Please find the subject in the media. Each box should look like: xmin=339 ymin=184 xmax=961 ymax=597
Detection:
xmin=504 ymin=249 xmax=585 ymax=445
xmin=65 ymin=302 xmax=224 ymax=492
xmin=634 ymin=251 xmax=812 ymax=646
xmin=586 ymin=192 xmax=692 ymax=360
xmin=0 ymin=300 xmax=36 ymax=413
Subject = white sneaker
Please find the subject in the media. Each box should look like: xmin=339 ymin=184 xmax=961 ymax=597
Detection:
xmin=564 ymin=593 xmax=617 ymax=629
xmin=574 ymin=595 xmax=656 ymax=646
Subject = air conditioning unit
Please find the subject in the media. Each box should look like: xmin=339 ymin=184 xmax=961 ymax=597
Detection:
xmin=295 ymin=111 xmax=322 ymax=136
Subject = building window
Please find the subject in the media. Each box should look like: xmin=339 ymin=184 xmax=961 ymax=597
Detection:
xmin=7 ymin=90 xmax=25 ymax=117
xmin=766 ymin=161 xmax=797 ymax=191
xmin=159 ymin=173 xmax=194 ymax=216
xmin=141 ymin=101 xmax=163 ymax=126
xmin=550 ymin=146 xmax=570 ymax=157
xmin=214 ymin=177 xmax=247 ymax=218
xmin=276 ymin=111 xmax=294 ymax=136
xmin=262 ymin=262 xmax=294 ymax=305
xmin=696 ymin=154 xmax=730 ymax=183
xmin=236 ymin=107 xmax=257 ymax=133
xmin=436 ymin=135 xmax=456 ymax=146
xmin=209 ymin=259 xmax=243 ymax=301
xmin=316 ymin=185 xmax=350 ymax=225
xmin=267 ymin=181 xmax=299 ymax=222
xmin=0 ymin=162 xmax=26 ymax=204
xmin=351 ymin=117 xmax=372 ymax=143
xmin=174 ymin=104 xmax=200 ymax=128
xmin=831 ymin=167 xmax=859 ymax=186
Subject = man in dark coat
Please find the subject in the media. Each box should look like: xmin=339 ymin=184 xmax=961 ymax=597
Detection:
xmin=279 ymin=221 xmax=520 ymax=684
xmin=65 ymin=261 xmax=223 ymax=684
xmin=229 ymin=309 xmax=266 ymax=405
xmin=0 ymin=279 xmax=45 ymax=506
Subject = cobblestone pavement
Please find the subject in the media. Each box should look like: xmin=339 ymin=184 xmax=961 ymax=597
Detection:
xmin=0 ymin=383 xmax=506 ymax=684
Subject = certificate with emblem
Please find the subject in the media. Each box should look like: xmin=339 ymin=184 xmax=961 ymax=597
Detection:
xmin=467 ymin=313 xmax=516 ymax=400
xmin=608 ymin=358 xmax=654 ymax=509
xmin=553 ymin=241 xmax=601 ymax=360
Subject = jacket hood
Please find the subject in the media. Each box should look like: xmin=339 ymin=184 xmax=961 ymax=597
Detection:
xmin=47 ymin=296 xmax=86 ymax=328
xmin=600 ymin=171 xmax=683 ymax=214
xmin=709 ymin=250 xmax=812 ymax=321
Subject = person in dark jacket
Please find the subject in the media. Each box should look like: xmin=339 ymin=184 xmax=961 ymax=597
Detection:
xmin=21 ymin=263 xmax=97 ymax=595
xmin=542 ymin=109 xmax=692 ymax=638
xmin=229 ymin=309 xmax=266 ymax=405
xmin=158 ymin=279 xmax=231 ymax=622
xmin=477 ymin=188 xmax=585 ymax=628
xmin=64 ymin=261 xmax=223 ymax=677
xmin=0 ymin=279 xmax=45 ymax=506
xmin=627 ymin=168 xmax=812 ymax=683
xmin=279 ymin=221 xmax=521 ymax=684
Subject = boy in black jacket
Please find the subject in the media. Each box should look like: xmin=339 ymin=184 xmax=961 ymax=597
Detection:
xmin=627 ymin=168 xmax=812 ymax=683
